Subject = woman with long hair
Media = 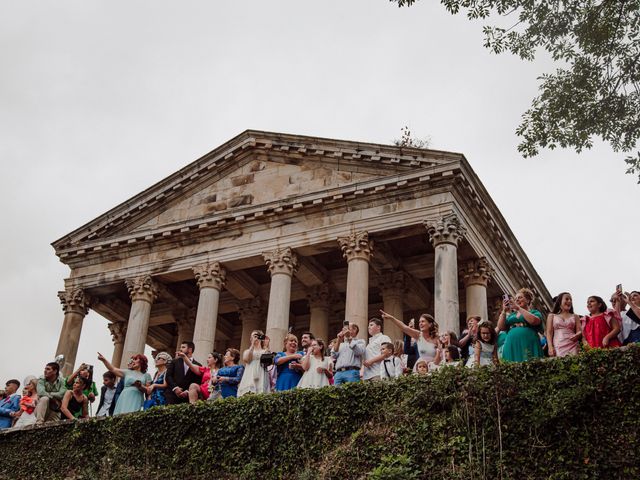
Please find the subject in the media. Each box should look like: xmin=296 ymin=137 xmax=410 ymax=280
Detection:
xmin=238 ymin=330 xmax=271 ymax=396
xmin=179 ymin=352 xmax=224 ymax=403
xmin=97 ymin=352 xmax=151 ymax=414
xmin=583 ymin=295 xmax=622 ymax=349
xmin=213 ymin=349 xmax=245 ymax=398
xmin=546 ymin=292 xmax=581 ymax=357
xmin=497 ymin=288 xmax=544 ymax=362
xmin=381 ymin=311 xmax=440 ymax=367
xmin=11 ymin=376 xmax=38 ymax=428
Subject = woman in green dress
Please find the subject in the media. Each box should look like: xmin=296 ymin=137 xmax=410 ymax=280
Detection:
xmin=97 ymin=352 xmax=151 ymax=414
xmin=497 ymin=288 xmax=544 ymax=362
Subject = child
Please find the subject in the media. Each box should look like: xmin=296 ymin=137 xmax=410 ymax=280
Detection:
xmin=379 ymin=342 xmax=403 ymax=380
xmin=413 ymin=358 xmax=429 ymax=375
xmin=429 ymin=346 xmax=461 ymax=371
xmin=466 ymin=320 xmax=498 ymax=367
xmin=96 ymin=371 xmax=117 ymax=417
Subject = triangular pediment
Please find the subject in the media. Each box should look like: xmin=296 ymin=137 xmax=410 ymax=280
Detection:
xmin=53 ymin=130 xmax=460 ymax=251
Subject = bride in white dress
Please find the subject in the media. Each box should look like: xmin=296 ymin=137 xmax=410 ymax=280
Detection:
xmin=298 ymin=339 xmax=332 ymax=389
xmin=238 ymin=330 xmax=271 ymax=397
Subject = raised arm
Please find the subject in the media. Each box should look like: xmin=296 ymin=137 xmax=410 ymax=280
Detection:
xmin=177 ymin=352 xmax=202 ymax=375
xmin=497 ymin=299 xmax=510 ymax=332
xmin=97 ymin=352 xmax=124 ymax=378
xmin=380 ymin=311 xmax=420 ymax=339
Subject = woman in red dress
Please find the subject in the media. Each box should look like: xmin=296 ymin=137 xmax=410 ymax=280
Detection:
xmin=582 ymin=295 xmax=622 ymax=348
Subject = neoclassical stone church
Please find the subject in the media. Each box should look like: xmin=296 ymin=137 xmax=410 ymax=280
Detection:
xmin=52 ymin=130 xmax=551 ymax=373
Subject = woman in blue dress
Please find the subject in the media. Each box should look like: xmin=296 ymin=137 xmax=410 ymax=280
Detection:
xmin=97 ymin=352 xmax=151 ymax=414
xmin=213 ymin=348 xmax=245 ymax=398
xmin=274 ymin=334 xmax=304 ymax=391
xmin=144 ymin=351 xmax=171 ymax=410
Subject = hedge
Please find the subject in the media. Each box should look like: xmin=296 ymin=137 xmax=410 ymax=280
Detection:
xmin=1 ymin=346 xmax=639 ymax=479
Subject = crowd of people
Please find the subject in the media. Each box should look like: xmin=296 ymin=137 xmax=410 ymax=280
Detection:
xmin=1 ymin=288 xmax=637 ymax=430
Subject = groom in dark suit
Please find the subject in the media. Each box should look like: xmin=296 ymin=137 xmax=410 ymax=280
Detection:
xmin=165 ymin=341 xmax=202 ymax=404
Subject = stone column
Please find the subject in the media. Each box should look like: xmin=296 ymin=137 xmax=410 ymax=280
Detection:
xmin=108 ymin=322 xmax=127 ymax=367
xmin=338 ymin=231 xmax=373 ymax=340
xmin=307 ymin=284 xmax=334 ymax=342
xmin=425 ymin=214 xmax=466 ymax=336
xmin=192 ymin=262 xmax=227 ymax=363
xmin=263 ymin=247 xmax=299 ymax=352
xmin=175 ymin=311 xmax=195 ymax=351
xmin=238 ymin=297 xmax=264 ymax=354
xmin=377 ymin=271 xmax=407 ymax=342
xmin=121 ymin=275 xmax=158 ymax=368
xmin=55 ymin=287 xmax=92 ymax=376
xmin=461 ymin=257 xmax=494 ymax=323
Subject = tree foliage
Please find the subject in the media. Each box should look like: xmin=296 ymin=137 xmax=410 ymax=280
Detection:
xmin=392 ymin=0 xmax=640 ymax=181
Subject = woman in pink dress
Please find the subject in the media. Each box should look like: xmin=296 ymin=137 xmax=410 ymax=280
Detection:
xmin=582 ymin=295 xmax=622 ymax=349
xmin=546 ymin=292 xmax=582 ymax=357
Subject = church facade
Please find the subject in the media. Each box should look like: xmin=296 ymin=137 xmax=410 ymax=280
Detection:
xmin=52 ymin=130 xmax=551 ymax=372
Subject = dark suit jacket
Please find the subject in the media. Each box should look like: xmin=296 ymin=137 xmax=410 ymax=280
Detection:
xmin=165 ymin=357 xmax=202 ymax=404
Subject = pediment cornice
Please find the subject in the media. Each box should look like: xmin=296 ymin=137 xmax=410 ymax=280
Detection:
xmin=52 ymin=130 xmax=462 ymax=252
xmin=55 ymin=160 xmax=465 ymax=264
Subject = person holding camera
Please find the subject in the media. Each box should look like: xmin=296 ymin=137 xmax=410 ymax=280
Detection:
xmin=35 ymin=362 xmax=66 ymax=425
xmin=613 ymin=290 xmax=640 ymax=345
xmin=97 ymin=352 xmax=151 ymax=414
xmin=332 ymin=322 xmax=365 ymax=385
xmin=65 ymin=363 xmax=98 ymax=407
xmin=238 ymin=330 xmax=271 ymax=397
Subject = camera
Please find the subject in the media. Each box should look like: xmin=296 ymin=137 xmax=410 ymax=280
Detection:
xmin=255 ymin=333 xmax=266 ymax=341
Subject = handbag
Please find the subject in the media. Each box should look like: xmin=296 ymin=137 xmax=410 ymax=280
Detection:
xmin=260 ymin=352 xmax=275 ymax=367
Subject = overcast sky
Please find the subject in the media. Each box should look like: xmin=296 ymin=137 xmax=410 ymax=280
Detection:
xmin=1 ymin=1 xmax=638 ymax=388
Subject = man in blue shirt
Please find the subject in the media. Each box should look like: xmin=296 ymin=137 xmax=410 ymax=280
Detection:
xmin=0 ymin=379 xmax=21 ymax=429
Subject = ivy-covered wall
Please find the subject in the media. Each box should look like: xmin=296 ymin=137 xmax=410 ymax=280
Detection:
xmin=1 ymin=346 xmax=639 ymax=480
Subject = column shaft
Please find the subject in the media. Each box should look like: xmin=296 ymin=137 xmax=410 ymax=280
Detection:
xmin=238 ymin=298 xmax=264 ymax=354
xmin=121 ymin=276 xmax=157 ymax=368
xmin=434 ymin=244 xmax=460 ymax=335
xmin=192 ymin=262 xmax=226 ymax=364
xmin=309 ymin=305 xmax=330 ymax=343
xmin=381 ymin=292 xmax=403 ymax=341
xmin=265 ymin=273 xmax=293 ymax=352
xmin=466 ymin=284 xmax=488 ymax=321
xmin=344 ymin=259 xmax=370 ymax=339
xmin=338 ymin=231 xmax=373 ymax=340
xmin=108 ymin=322 xmax=127 ymax=368
xmin=426 ymin=215 xmax=466 ymax=336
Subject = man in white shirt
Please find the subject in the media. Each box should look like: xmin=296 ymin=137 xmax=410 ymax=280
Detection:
xmin=362 ymin=318 xmax=391 ymax=381
xmin=332 ymin=323 xmax=365 ymax=385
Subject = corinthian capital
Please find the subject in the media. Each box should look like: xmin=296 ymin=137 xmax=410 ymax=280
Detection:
xmin=460 ymin=257 xmax=494 ymax=287
xmin=193 ymin=262 xmax=227 ymax=290
xmin=377 ymin=271 xmax=408 ymax=297
xmin=307 ymin=284 xmax=335 ymax=310
xmin=263 ymin=248 xmax=299 ymax=277
xmin=237 ymin=297 xmax=264 ymax=322
xmin=424 ymin=214 xmax=466 ymax=247
xmin=58 ymin=287 xmax=92 ymax=316
xmin=108 ymin=322 xmax=127 ymax=345
xmin=125 ymin=275 xmax=158 ymax=303
xmin=337 ymin=231 xmax=373 ymax=262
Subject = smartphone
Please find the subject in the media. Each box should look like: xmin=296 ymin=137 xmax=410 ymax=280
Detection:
xmin=343 ymin=320 xmax=349 ymax=327
xmin=502 ymin=294 xmax=511 ymax=302
xmin=616 ymin=284 xmax=623 ymax=292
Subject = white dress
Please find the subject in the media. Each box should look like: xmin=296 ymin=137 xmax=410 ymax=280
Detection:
xmin=298 ymin=356 xmax=330 ymax=389
xmin=466 ymin=341 xmax=495 ymax=367
xmin=415 ymin=336 xmax=438 ymax=368
xmin=238 ymin=349 xmax=270 ymax=397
